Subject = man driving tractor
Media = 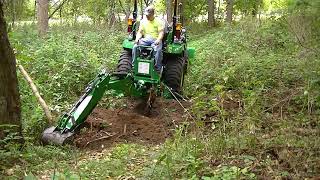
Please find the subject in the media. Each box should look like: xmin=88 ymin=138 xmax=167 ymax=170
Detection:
xmin=132 ymin=6 xmax=165 ymax=73
xmin=41 ymin=0 xmax=195 ymax=146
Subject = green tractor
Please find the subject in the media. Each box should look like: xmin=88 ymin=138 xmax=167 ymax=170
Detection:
xmin=41 ymin=0 xmax=195 ymax=145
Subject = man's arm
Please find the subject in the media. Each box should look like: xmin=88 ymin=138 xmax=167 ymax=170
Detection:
xmin=156 ymin=29 xmax=164 ymax=43
xmin=135 ymin=26 xmax=143 ymax=44
xmin=154 ymin=20 xmax=165 ymax=45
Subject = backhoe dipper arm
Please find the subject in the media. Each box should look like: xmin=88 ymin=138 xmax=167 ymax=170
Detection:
xmin=41 ymin=70 xmax=141 ymax=145
xmin=56 ymin=70 xmax=111 ymax=132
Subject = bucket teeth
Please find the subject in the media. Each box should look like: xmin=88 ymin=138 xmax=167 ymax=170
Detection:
xmin=41 ymin=126 xmax=74 ymax=145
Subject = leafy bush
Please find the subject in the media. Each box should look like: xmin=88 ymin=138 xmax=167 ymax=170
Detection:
xmin=186 ymin=17 xmax=319 ymax=120
xmin=10 ymin=24 xmax=125 ymax=138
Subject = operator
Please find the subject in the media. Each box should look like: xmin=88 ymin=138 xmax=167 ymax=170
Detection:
xmin=132 ymin=6 xmax=165 ymax=73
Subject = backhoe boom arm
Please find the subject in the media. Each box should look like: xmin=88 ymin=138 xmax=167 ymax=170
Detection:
xmin=42 ymin=70 xmax=142 ymax=145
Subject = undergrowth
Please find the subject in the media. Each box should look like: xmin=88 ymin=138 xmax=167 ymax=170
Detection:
xmin=10 ymin=24 xmax=125 ymax=140
xmin=1 ymin=17 xmax=319 ymax=179
xmin=183 ymin=17 xmax=320 ymax=179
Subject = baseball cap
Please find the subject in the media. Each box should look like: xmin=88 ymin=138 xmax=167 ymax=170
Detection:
xmin=145 ymin=6 xmax=155 ymax=16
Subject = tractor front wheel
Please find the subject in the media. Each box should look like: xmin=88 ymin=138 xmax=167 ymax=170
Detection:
xmin=163 ymin=57 xmax=185 ymax=94
xmin=115 ymin=50 xmax=132 ymax=76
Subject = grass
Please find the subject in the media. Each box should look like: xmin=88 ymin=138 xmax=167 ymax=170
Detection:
xmin=1 ymin=17 xmax=319 ymax=179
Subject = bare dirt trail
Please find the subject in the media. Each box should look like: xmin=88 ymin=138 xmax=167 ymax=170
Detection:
xmin=73 ymin=98 xmax=191 ymax=150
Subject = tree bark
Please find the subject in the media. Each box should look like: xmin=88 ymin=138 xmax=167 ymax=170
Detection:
xmin=208 ymin=0 xmax=215 ymax=27
xmin=0 ymin=1 xmax=21 ymax=141
xmin=225 ymin=0 xmax=234 ymax=24
xmin=37 ymin=0 xmax=49 ymax=37
xmin=11 ymin=0 xmax=16 ymax=28
xmin=118 ymin=0 xmax=131 ymax=24
xmin=217 ymin=0 xmax=221 ymax=19
xmin=180 ymin=0 xmax=185 ymax=25
xmin=252 ymin=2 xmax=258 ymax=17
xmin=108 ymin=0 xmax=116 ymax=27
xmin=252 ymin=0 xmax=262 ymax=18
xmin=140 ymin=0 xmax=144 ymax=18
xmin=166 ymin=0 xmax=172 ymax=24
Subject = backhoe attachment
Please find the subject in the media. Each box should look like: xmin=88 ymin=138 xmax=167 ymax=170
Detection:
xmin=41 ymin=70 xmax=143 ymax=145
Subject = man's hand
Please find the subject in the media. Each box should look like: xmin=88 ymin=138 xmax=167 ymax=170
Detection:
xmin=154 ymin=39 xmax=161 ymax=46
xmin=154 ymin=29 xmax=164 ymax=46
xmin=134 ymin=39 xmax=140 ymax=44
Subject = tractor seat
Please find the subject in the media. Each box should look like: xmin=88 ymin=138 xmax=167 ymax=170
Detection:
xmin=138 ymin=47 xmax=154 ymax=60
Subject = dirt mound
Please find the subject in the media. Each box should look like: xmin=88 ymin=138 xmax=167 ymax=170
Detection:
xmin=73 ymin=98 xmax=190 ymax=150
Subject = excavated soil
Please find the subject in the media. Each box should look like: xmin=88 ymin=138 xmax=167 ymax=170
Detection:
xmin=73 ymin=98 xmax=190 ymax=150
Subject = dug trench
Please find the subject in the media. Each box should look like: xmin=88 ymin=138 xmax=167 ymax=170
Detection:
xmin=72 ymin=98 xmax=191 ymax=150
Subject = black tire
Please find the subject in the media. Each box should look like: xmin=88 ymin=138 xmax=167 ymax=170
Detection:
xmin=115 ymin=50 xmax=132 ymax=76
xmin=163 ymin=57 xmax=185 ymax=93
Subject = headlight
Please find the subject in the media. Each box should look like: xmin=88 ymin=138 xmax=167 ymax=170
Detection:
xmin=138 ymin=62 xmax=150 ymax=74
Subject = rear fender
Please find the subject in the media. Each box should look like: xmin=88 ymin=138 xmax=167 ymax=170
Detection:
xmin=122 ymin=39 xmax=134 ymax=49
xmin=165 ymin=44 xmax=183 ymax=54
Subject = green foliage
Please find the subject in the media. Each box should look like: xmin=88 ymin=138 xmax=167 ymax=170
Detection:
xmin=2 ymin=2 xmax=320 ymax=179
xmin=9 ymin=24 xmax=124 ymax=139
xmin=141 ymin=127 xmax=258 ymax=179
xmin=14 ymin=144 xmax=146 ymax=179
xmin=286 ymin=0 xmax=320 ymax=50
xmin=186 ymin=16 xmax=320 ymax=120
xmin=202 ymin=166 xmax=256 ymax=180
xmin=235 ymin=0 xmax=263 ymax=15
xmin=0 ymin=145 xmax=75 ymax=178
xmin=143 ymin=128 xmax=205 ymax=179
xmin=75 ymin=144 xmax=146 ymax=178
xmin=184 ymin=0 xmax=207 ymax=23
xmin=83 ymin=0 xmax=108 ymax=22
xmin=2 ymin=0 xmax=33 ymax=22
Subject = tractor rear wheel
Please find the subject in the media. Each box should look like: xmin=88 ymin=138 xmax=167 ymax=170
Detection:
xmin=163 ymin=57 xmax=185 ymax=93
xmin=115 ymin=50 xmax=132 ymax=76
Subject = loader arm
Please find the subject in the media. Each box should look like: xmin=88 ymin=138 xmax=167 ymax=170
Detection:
xmin=42 ymin=70 xmax=143 ymax=145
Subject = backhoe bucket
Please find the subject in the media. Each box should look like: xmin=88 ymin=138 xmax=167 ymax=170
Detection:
xmin=41 ymin=126 xmax=74 ymax=145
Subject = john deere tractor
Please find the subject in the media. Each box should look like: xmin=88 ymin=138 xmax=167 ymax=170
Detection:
xmin=41 ymin=0 xmax=195 ymax=145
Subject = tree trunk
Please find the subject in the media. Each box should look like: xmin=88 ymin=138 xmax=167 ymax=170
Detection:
xmin=252 ymin=2 xmax=258 ymax=17
xmin=118 ymin=0 xmax=130 ymax=24
xmin=34 ymin=0 xmax=37 ymax=20
xmin=37 ymin=0 xmax=49 ymax=36
xmin=252 ymin=0 xmax=262 ymax=18
xmin=180 ymin=0 xmax=185 ymax=25
xmin=140 ymin=0 xmax=144 ymax=18
xmin=225 ymin=0 xmax=234 ymax=24
xmin=217 ymin=0 xmax=221 ymax=19
xmin=108 ymin=0 xmax=116 ymax=27
xmin=0 ymin=1 xmax=22 ymax=142
xmin=11 ymin=0 xmax=16 ymax=28
xmin=166 ymin=0 xmax=172 ymax=24
xmin=208 ymin=0 xmax=215 ymax=27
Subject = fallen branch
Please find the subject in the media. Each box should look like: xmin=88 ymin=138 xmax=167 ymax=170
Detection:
xmin=17 ymin=60 xmax=53 ymax=123
xmin=84 ymin=132 xmax=115 ymax=147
